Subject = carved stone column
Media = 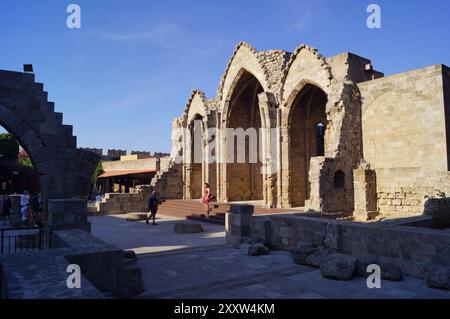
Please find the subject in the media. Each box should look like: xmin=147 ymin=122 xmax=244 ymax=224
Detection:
xmin=353 ymin=161 xmax=379 ymax=220
xmin=258 ymin=92 xmax=278 ymax=208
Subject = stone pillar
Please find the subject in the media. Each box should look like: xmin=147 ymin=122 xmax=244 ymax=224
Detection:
xmin=45 ymin=199 xmax=91 ymax=248
xmin=258 ymin=92 xmax=278 ymax=208
xmin=278 ymin=125 xmax=290 ymax=208
xmin=306 ymin=157 xmax=327 ymax=212
xmin=353 ymin=166 xmax=379 ymax=221
xmin=225 ymin=204 xmax=254 ymax=248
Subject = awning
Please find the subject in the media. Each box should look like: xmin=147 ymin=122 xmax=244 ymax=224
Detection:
xmin=97 ymin=169 xmax=156 ymax=179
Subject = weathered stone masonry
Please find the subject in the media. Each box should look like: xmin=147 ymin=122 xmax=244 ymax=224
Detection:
xmin=0 ymin=70 xmax=99 ymax=239
xmin=155 ymin=42 xmax=450 ymax=219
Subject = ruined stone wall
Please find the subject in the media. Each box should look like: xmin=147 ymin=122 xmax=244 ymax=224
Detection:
xmin=443 ymin=66 xmax=450 ymax=170
xmin=248 ymin=214 xmax=450 ymax=278
xmin=172 ymin=42 xmax=449 ymax=216
xmin=375 ymin=169 xmax=450 ymax=215
xmin=0 ymin=70 xmax=99 ymax=207
xmin=304 ymin=53 xmax=377 ymax=213
xmin=151 ymin=162 xmax=183 ymax=200
xmin=256 ymin=50 xmax=291 ymax=102
xmin=358 ymin=65 xmax=450 ymax=216
xmin=102 ymin=157 xmax=159 ymax=171
xmin=159 ymin=156 xmax=171 ymax=171
xmin=95 ymin=191 xmax=150 ymax=215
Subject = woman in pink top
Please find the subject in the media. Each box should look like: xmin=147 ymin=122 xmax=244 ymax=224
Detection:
xmin=201 ymin=183 xmax=215 ymax=217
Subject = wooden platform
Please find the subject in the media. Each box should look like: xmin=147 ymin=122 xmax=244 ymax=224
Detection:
xmin=157 ymin=199 xmax=299 ymax=225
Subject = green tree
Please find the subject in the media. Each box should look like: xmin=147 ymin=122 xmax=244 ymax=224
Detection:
xmin=91 ymin=160 xmax=104 ymax=184
xmin=0 ymin=133 xmax=19 ymax=161
xmin=18 ymin=151 xmax=33 ymax=168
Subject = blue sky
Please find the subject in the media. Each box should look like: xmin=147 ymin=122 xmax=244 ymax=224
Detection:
xmin=0 ymin=0 xmax=449 ymax=153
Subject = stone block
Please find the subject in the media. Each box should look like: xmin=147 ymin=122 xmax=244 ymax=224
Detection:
xmin=225 ymin=205 xmax=255 ymax=248
xmin=320 ymin=253 xmax=357 ymax=280
xmin=122 ymin=250 xmax=137 ymax=266
xmin=306 ymin=249 xmax=332 ymax=268
xmin=290 ymin=246 xmax=318 ymax=265
xmin=239 ymin=243 xmax=251 ymax=255
xmin=248 ymin=243 xmax=269 ymax=256
xmin=381 ymin=262 xmax=403 ymax=281
xmin=174 ymin=223 xmax=204 ymax=234
xmin=115 ymin=265 xmax=145 ymax=299
xmin=230 ymin=204 xmax=254 ymax=216
xmin=126 ymin=213 xmax=148 ymax=221
xmin=425 ymin=264 xmax=450 ymax=290
xmin=47 ymin=199 xmax=88 ymax=225
xmin=355 ymin=255 xmax=378 ymax=277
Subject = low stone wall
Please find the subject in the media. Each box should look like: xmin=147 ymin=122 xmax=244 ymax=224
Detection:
xmin=1 ymin=229 xmax=145 ymax=299
xmin=94 ymin=192 xmax=149 ymax=215
xmin=375 ymin=168 xmax=450 ymax=216
xmin=227 ymin=210 xmax=450 ymax=279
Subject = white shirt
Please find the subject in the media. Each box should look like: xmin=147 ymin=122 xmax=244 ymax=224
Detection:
xmin=21 ymin=195 xmax=30 ymax=207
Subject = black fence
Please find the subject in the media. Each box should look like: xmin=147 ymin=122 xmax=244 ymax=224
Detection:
xmin=0 ymin=225 xmax=44 ymax=255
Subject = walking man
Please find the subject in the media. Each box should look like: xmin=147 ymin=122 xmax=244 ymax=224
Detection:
xmin=146 ymin=187 xmax=159 ymax=226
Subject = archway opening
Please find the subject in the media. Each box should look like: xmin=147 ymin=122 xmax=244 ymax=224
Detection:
xmin=0 ymin=125 xmax=42 ymax=227
xmin=189 ymin=114 xmax=204 ymax=199
xmin=289 ymin=84 xmax=328 ymax=207
xmin=226 ymin=71 xmax=264 ymax=201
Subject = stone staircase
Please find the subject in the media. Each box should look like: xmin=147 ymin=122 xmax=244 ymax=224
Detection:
xmin=157 ymin=199 xmax=230 ymax=225
xmin=150 ymin=160 xmax=183 ymax=199
xmin=157 ymin=199 xmax=297 ymax=225
xmin=0 ymin=69 xmax=99 ymax=201
xmin=0 ymin=70 xmax=77 ymax=148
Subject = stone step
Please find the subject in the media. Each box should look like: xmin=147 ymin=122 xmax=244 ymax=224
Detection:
xmin=186 ymin=214 xmax=225 ymax=225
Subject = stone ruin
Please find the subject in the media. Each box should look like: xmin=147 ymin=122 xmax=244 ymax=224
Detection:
xmin=154 ymin=41 xmax=450 ymax=221
xmin=0 ymin=69 xmax=145 ymax=298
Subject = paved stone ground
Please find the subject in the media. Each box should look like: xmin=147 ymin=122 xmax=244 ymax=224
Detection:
xmin=89 ymin=214 xmax=225 ymax=254
xmin=90 ymin=214 xmax=450 ymax=299
xmin=136 ymin=245 xmax=450 ymax=299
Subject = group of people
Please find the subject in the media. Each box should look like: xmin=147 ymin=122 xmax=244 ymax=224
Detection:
xmin=20 ymin=191 xmax=41 ymax=227
xmin=144 ymin=183 xmax=216 ymax=226
xmin=0 ymin=191 xmax=41 ymax=227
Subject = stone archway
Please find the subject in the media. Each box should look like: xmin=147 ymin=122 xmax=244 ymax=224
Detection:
xmin=224 ymin=70 xmax=264 ymax=201
xmin=0 ymin=70 xmax=99 ymax=235
xmin=287 ymin=84 xmax=328 ymax=207
xmin=188 ymin=114 xmax=205 ymax=199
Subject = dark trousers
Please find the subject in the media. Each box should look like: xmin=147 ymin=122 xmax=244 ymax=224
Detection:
xmin=147 ymin=207 xmax=157 ymax=220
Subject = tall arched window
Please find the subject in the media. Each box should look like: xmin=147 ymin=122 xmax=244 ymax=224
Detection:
xmin=334 ymin=170 xmax=345 ymax=189
xmin=316 ymin=122 xmax=325 ymax=156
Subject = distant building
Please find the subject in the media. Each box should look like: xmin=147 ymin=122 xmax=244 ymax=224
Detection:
xmin=96 ymin=154 xmax=170 ymax=194
xmin=153 ymin=152 xmax=170 ymax=158
xmin=106 ymin=149 xmax=127 ymax=160
xmin=80 ymin=148 xmax=103 ymax=157
xmin=131 ymin=151 xmax=151 ymax=157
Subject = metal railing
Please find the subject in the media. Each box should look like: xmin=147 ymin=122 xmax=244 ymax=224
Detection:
xmin=0 ymin=225 xmax=44 ymax=255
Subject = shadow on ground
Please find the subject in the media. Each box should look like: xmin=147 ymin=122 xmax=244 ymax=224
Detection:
xmin=89 ymin=213 xmax=225 ymax=255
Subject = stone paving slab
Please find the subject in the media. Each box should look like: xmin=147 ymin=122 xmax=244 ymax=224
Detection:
xmin=135 ymin=246 xmax=450 ymax=299
xmin=89 ymin=212 xmax=450 ymax=299
xmin=89 ymin=214 xmax=225 ymax=254
xmin=0 ymin=250 xmax=104 ymax=299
